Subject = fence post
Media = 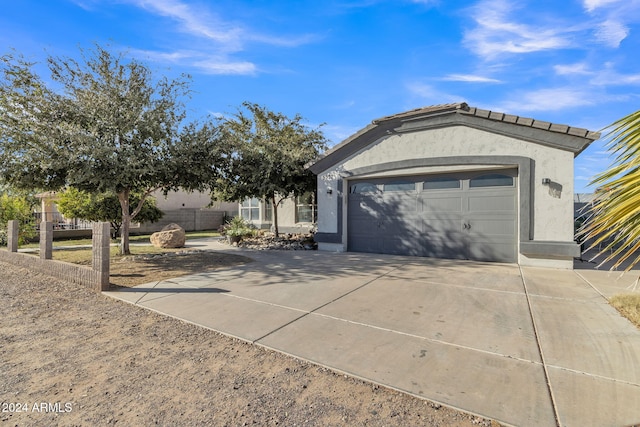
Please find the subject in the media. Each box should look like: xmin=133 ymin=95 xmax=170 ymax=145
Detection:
xmin=7 ymin=220 xmax=19 ymax=252
xmin=40 ymin=221 xmax=53 ymax=260
xmin=92 ymin=222 xmax=110 ymax=291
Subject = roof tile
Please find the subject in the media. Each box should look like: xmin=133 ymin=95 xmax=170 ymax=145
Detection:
xmin=502 ymin=114 xmax=519 ymax=124
xmin=474 ymin=108 xmax=491 ymax=118
xmin=369 ymin=102 xmax=599 ymax=141
xmin=516 ymin=117 xmax=534 ymax=126
xmin=549 ymin=123 xmax=569 ymax=133
xmin=567 ymin=127 xmax=588 ymax=137
xmin=532 ymin=120 xmax=552 ymax=130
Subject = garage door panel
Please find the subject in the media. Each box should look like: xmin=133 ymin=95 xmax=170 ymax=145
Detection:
xmin=422 ymin=217 xmax=462 ymax=233
xmin=382 ymin=195 xmax=418 ymax=212
xmin=469 ymin=217 xmax=517 ymax=236
xmin=352 ymin=198 xmax=384 ymax=219
xmin=382 ymin=238 xmax=424 ymax=256
xmin=380 ymin=218 xmax=420 ymax=235
xmin=422 ymin=233 xmax=469 ymax=260
xmin=347 ymin=170 xmax=517 ymax=263
xmin=468 ymin=194 xmax=516 ymax=212
xmin=468 ymin=241 xmax=515 ymax=263
xmin=422 ymin=196 xmax=462 ymax=213
xmin=349 ymin=236 xmax=382 ymax=254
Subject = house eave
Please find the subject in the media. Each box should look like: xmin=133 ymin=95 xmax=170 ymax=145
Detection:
xmin=308 ymin=104 xmax=600 ymax=174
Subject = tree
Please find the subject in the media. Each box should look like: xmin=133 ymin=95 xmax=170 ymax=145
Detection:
xmin=0 ymin=193 xmax=37 ymax=245
xmin=56 ymin=187 xmax=163 ymax=239
xmin=578 ymin=109 xmax=640 ymax=271
xmin=213 ymin=102 xmax=327 ymax=237
xmin=0 ymin=45 xmax=221 ymax=254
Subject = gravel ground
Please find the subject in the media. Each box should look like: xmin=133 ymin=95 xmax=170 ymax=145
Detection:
xmin=0 ymin=260 xmax=496 ymax=426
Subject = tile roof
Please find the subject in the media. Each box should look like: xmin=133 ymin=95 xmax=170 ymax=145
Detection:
xmin=372 ymin=102 xmax=600 ymax=140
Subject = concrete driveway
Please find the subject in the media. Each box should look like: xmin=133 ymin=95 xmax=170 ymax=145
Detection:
xmin=105 ymin=240 xmax=640 ymax=426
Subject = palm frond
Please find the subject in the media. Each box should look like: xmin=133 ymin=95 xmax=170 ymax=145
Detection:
xmin=579 ymin=109 xmax=640 ymax=271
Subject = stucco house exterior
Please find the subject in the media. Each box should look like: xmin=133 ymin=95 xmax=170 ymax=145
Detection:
xmin=237 ymin=194 xmax=317 ymax=234
xmin=308 ymin=103 xmax=600 ymax=269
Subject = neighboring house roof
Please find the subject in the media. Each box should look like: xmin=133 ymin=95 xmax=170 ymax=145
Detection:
xmin=309 ymin=103 xmax=601 ymax=174
xmin=574 ymin=193 xmax=597 ymax=203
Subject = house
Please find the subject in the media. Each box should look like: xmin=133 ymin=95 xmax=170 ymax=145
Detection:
xmin=308 ymin=103 xmax=600 ymax=269
xmin=35 ymin=188 xmax=314 ymax=236
xmin=237 ymin=194 xmax=317 ymax=234
xmin=34 ymin=190 xmax=236 ymax=236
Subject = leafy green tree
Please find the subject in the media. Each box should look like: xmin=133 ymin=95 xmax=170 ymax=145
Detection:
xmin=0 ymin=45 xmax=221 ymax=254
xmin=213 ymin=102 xmax=327 ymax=237
xmin=579 ymin=109 xmax=640 ymax=270
xmin=0 ymin=193 xmax=37 ymax=245
xmin=56 ymin=188 xmax=163 ymax=239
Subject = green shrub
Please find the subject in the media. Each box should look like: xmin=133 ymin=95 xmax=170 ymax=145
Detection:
xmin=0 ymin=194 xmax=37 ymax=245
xmin=224 ymin=216 xmax=254 ymax=238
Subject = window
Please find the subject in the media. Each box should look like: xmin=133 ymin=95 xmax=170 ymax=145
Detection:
xmin=264 ymin=200 xmax=273 ymax=222
xmin=350 ymin=182 xmax=379 ymax=194
xmin=240 ymin=198 xmax=260 ymax=221
xmin=470 ymin=174 xmax=514 ymax=188
xmin=384 ymin=180 xmax=415 ymax=192
xmin=296 ymin=192 xmax=317 ymax=223
xmin=423 ymin=177 xmax=461 ymax=190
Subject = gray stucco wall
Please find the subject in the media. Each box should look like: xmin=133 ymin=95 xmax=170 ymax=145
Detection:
xmin=315 ymin=124 xmax=578 ymax=269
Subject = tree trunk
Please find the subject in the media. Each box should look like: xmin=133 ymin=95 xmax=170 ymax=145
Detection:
xmin=117 ymin=190 xmax=131 ymax=255
xmin=272 ymin=195 xmax=279 ymax=238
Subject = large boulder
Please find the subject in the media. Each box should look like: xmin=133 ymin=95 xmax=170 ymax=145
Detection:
xmin=150 ymin=223 xmax=186 ymax=248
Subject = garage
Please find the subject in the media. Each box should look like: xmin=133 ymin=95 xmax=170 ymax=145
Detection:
xmin=308 ymin=103 xmax=600 ymax=269
xmin=347 ymin=170 xmax=517 ymax=262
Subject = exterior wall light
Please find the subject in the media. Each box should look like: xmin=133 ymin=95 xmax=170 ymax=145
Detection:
xmin=542 ymin=178 xmax=551 ymax=185
xmin=327 ymin=188 xmax=333 ymax=195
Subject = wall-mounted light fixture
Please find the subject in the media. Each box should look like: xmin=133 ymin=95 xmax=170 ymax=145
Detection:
xmin=327 ymin=188 xmax=333 ymax=195
xmin=542 ymin=178 xmax=551 ymax=185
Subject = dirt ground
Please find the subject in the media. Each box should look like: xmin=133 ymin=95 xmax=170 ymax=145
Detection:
xmin=0 ymin=259 xmax=496 ymax=426
xmin=109 ymin=250 xmax=252 ymax=287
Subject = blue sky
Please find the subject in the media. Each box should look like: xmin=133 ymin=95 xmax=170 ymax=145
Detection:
xmin=1 ymin=0 xmax=639 ymax=193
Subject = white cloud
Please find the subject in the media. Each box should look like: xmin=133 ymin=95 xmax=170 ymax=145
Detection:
xmin=463 ymin=0 xmax=640 ymax=59
xmin=595 ymin=19 xmax=629 ymax=47
xmin=498 ymin=88 xmax=597 ymax=112
xmin=554 ymin=63 xmax=592 ymax=75
xmin=441 ymin=74 xmax=502 ymax=83
xmin=583 ymin=0 xmax=624 ymax=12
xmin=405 ymin=83 xmax=466 ymax=104
xmin=119 ymin=0 xmax=317 ymax=75
xmin=131 ymin=48 xmax=258 ymax=75
xmin=583 ymin=0 xmax=640 ymax=47
xmin=192 ymin=58 xmax=257 ymax=75
xmin=589 ymin=66 xmax=640 ymax=85
xmin=130 ymin=0 xmax=242 ymax=49
xmin=462 ymin=0 xmax=574 ymax=59
xmin=129 ymin=0 xmax=318 ymax=49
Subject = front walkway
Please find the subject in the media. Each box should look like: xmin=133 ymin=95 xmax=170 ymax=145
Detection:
xmin=105 ymin=240 xmax=640 ymax=426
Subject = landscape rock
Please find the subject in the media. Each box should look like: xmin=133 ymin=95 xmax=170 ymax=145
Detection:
xmin=221 ymin=233 xmax=317 ymax=251
xmin=150 ymin=223 xmax=186 ymax=248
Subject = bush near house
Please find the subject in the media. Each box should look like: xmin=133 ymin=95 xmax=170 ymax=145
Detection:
xmin=221 ymin=216 xmax=255 ymax=239
xmin=0 ymin=194 xmax=37 ymax=245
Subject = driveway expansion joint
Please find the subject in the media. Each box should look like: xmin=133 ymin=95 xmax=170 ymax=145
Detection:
xmin=251 ymin=264 xmax=405 ymax=344
xmin=519 ymin=265 xmax=561 ymax=427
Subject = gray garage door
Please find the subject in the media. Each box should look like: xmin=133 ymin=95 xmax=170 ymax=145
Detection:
xmin=347 ymin=170 xmax=517 ymax=262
